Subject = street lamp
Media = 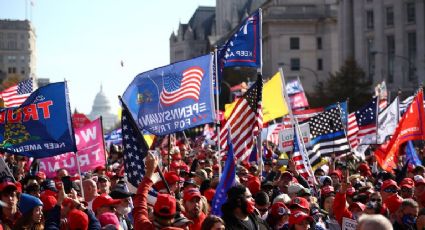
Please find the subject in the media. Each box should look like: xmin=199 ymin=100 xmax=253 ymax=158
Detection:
xmin=280 ymin=62 xmax=319 ymax=82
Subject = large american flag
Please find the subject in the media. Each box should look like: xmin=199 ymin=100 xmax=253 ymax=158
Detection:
xmin=347 ymin=98 xmax=378 ymax=150
xmin=216 ymin=75 xmax=263 ymax=162
xmin=160 ymin=67 xmax=204 ymax=106
xmin=0 ymin=79 xmax=33 ymax=107
xmin=121 ymin=108 xmax=148 ymax=187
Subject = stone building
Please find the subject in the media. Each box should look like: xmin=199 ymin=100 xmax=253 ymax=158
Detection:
xmin=339 ymin=0 xmax=425 ymax=98
xmin=0 ymin=20 xmax=37 ymax=83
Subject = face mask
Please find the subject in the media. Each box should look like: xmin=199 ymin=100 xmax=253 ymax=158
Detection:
xmin=246 ymin=199 xmax=255 ymax=214
xmin=402 ymin=214 xmax=416 ymax=226
xmin=117 ymin=206 xmax=132 ymax=215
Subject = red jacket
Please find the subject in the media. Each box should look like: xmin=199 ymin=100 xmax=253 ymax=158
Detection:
xmin=332 ymin=192 xmax=352 ymax=226
xmin=133 ymin=177 xmax=183 ymax=230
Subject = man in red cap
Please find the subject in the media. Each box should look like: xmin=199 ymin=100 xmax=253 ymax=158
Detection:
xmin=400 ymin=178 xmax=415 ymax=199
xmin=288 ymin=210 xmax=313 ymax=230
xmin=183 ymin=187 xmax=206 ymax=230
xmin=154 ymin=171 xmax=183 ymax=195
xmin=329 ymin=170 xmax=342 ymax=191
xmin=380 ymin=179 xmax=399 ymax=202
xmin=92 ymin=193 xmax=121 ymax=217
xmin=289 ymin=197 xmax=310 ymax=214
xmin=133 ymin=153 xmax=182 ymax=230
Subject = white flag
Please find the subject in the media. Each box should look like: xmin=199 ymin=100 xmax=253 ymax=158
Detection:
xmin=377 ymin=97 xmax=399 ymax=144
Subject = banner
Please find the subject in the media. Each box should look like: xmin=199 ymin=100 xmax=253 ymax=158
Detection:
xmin=72 ymin=113 xmax=91 ymax=129
xmin=123 ymin=54 xmax=215 ymax=135
xmin=375 ymin=90 xmax=425 ymax=172
xmin=0 ymin=82 xmax=76 ymax=158
xmin=0 ymin=157 xmax=14 ymax=180
xmin=39 ymin=118 xmax=106 ymax=178
xmin=278 ymin=123 xmax=310 ymax=152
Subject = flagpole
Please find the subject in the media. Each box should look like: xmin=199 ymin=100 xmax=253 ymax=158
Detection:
xmin=118 ymin=96 xmax=171 ymax=195
xmin=214 ymin=47 xmax=222 ymax=178
xmin=74 ymin=152 xmax=85 ymax=199
xmin=99 ymin=116 xmax=108 ymax=170
xmin=375 ymin=97 xmax=379 ymax=145
xmin=337 ymin=102 xmax=354 ymax=155
xmin=279 ymin=68 xmax=314 ymax=180
xmin=257 ymin=8 xmax=264 ymax=178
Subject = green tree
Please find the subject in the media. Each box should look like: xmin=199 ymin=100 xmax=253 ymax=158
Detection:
xmin=310 ymin=58 xmax=373 ymax=111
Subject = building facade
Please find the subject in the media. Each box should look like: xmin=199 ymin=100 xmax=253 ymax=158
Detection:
xmin=0 ymin=20 xmax=37 ymax=83
xmin=262 ymin=0 xmax=339 ymax=92
xmin=339 ymin=0 xmax=425 ymax=98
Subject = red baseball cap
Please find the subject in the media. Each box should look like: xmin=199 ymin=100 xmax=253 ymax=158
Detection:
xmin=0 ymin=181 xmax=17 ymax=192
xmin=320 ymin=185 xmax=335 ymax=197
xmin=381 ymin=179 xmax=399 ymax=191
xmin=203 ymin=188 xmax=215 ymax=202
xmin=36 ymin=171 xmax=46 ymax=180
xmin=154 ymin=193 xmax=176 ymax=217
xmin=289 ymin=210 xmax=313 ymax=226
xmin=289 ymin=197 xmax=310 ymax=212
xmin=271 ymin=202 xmax=290 ymax=217
xmin=400 ymin=178 xmax=415 ymax=189
xmin=349 ymin=202 xmax=366 ymax=212
xmin=68 ymin=209 xmax=89 ymax=230
xmin=330 ymin=170 xmax=342 ymax=181
xmin=164 ymin=172 xmax=184 ymax=185
xmin=346 ymin=186 xmax=356 ymax=196
xmin=92 ymin=194 xmax=121 ymax=213
xmin=183 ymin=188 xmax=202 ymax=201
xmin=94 ymin=165 xmax=106 ymax=172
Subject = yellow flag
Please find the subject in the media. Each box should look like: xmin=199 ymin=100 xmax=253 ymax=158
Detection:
xmin=262 ymin=72 xmax=289 ymax=123
xmin=224 ymin=72 xmax=289 ymax=122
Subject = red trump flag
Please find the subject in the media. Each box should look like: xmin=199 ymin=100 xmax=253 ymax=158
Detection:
xmin=375 ymin=90 xmax=425 ymax=172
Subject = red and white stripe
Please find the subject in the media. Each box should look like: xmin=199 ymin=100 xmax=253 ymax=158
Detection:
xmin=160 ymin=67 xmax=204 ymax=106
xmin=216 ymin=98 xmax=261 ymax=162
xmin=347 ymin=112 xmax=359 ymax=149
xmin=379 ymin=99 xmax=388 ymax=112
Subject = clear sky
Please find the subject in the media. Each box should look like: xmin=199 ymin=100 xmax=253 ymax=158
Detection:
xmin=0 ymin=0 xmax=216 ymax=114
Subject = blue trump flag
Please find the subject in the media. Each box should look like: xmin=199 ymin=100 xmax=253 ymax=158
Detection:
xmin=0 ymin=82 xmax=77 ymax=158
xmin=217 ymin=9 xmax=262 ymax=69
xmin=211 ymin=134 xmax=236 ymax=216
xmin=406 ymin=141 xmax=422 ymax=166
xmin=123 ymin=54 xmax=215 ymax=135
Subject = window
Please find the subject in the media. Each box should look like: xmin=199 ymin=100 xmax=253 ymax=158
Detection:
xmin=317 ymin=59 xmax=323 ymax=71
xmin=290 ymin=58 xmax=300 ymax=71
xmin=367 ymin=38 xmax=375 ymax=81
xmin=407 ymin=32 xmax=416 ymax=80
xmin=290 ymin=37 xmax=300 ymax=50
xmin=406 ymin=2 xmax=415 ymax=23
xmin=317 ymin=37 xmax=322 ymax=50
xmin=386 ymin=7 xmax=394 ymax=26
xmin=8 ymin=67 xmax=16 ymax=74
xmin=366 ymin=10 xmax=374 ymax=29
xmin=387 ymin=35 xmax=395 ymax=83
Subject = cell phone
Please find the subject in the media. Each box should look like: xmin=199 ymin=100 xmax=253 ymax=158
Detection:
xmin=277 ymin=159 xmax=289 ymax=167
xmin=61 ymin=176 xmax=72 ymax=194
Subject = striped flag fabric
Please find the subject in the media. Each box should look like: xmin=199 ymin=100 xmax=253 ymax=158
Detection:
xmin=0 ymin=78 xmax=33 ymax=107
xmin=216 ymin=75 xmax=263 ymax=162
xmin=292 ymin=127 xmax=314 ymax=179
xmin=159 ymin=67 xmax=204 ymax=106
xmin=308 ymin=107 xmax=351 ymax=167
xmin=348 ymin=98 xmax=378 ymax=147
xmin=347 ymin=113 xmax=359 ymax=149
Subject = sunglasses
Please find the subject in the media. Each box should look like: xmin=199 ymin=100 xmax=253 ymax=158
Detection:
xmin=258 ymin=208 xmax=268 ymax=213
xmin=383 ymin=187 xmax=398 ymax=193
xmin=370 ymin=198 xmax=382 ymax=202
xmin=401 ymin=187 xmax=412 ymax=192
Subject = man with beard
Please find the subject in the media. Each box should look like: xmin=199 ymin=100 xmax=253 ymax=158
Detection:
xmin=393 ymin=199 xmax=419 ymax=230
xmin=110 ymin=181 xmax=135 ymax=230
xmin=183 ymin=187 xmax=206 ymax=230
xmin=221 ymin=185 xmax=270 ymax=230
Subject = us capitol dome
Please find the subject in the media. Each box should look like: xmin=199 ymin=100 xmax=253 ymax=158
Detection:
xmin=88 ymin=85 xmax=118 ymax=130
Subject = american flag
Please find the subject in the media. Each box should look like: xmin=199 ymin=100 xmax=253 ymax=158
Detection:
xmin=347 ymin=98 xmax=378 ymax=149
xmin=0 ymin=79 xmax=33 ymax=107
xmin=292 ymin=128 xmax=314 ymax=179
xmin=160 ymin=67 xmax=204 ymax=106
xmin=216 ymin=75 xmax=263 ymax=162
xmin=121 ymin=108 xmax=148 ymax=187
xmin=308 ymin=107 xmax=350 ymax=167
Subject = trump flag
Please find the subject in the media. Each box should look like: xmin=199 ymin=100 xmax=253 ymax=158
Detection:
xmin=122 ymin=54 xmax=215 ymax=135
xmin=0 ymin=82 xmax=77 ymax=158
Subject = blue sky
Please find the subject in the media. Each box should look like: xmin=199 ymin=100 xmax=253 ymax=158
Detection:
xmin=0 ymin=0 xmax=215 ymax=114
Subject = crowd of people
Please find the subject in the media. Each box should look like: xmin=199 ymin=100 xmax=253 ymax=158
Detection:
xmin=0 ymin=136 xmax=424 ymax=230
